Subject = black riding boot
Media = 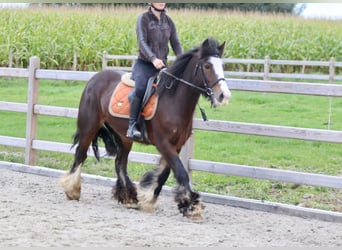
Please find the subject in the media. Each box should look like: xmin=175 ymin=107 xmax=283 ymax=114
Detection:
xmin=126 ymin=92 xmax=142 ymax=139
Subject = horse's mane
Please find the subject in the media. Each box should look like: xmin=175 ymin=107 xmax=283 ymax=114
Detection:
xmin=157 ymin=48 xmax=199 ymax=97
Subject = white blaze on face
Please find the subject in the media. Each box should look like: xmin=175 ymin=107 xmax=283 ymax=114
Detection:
xmin=209 ymin=57 xmax=231 ymax=105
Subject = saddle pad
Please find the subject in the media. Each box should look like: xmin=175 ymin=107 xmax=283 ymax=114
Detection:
xmin=121 ymin=72 xmax=135 ymax=87
xmin=108 ymin=82 xmax=158 ymax=120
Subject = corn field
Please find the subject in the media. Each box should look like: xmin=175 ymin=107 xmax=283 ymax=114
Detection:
xmin=0 ymin=6 xmax=341 ymax=71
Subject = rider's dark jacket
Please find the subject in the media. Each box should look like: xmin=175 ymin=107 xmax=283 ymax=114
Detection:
xmin=136 ymin=7 xmax=183 ymax=65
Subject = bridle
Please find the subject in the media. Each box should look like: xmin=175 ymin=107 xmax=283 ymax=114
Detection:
xmin=159 ymin=56 xmax=226 ymax=104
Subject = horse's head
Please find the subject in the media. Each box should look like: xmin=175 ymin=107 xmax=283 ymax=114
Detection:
xmin=197 ymin=38 xmax=231 ymax=107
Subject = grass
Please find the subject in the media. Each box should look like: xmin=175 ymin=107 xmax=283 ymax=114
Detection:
xmin=0 ymin=77 xmax=341 ymax=211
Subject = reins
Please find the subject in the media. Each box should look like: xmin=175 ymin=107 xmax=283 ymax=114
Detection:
xmin=159 ymin=63 xmax=225 ymax=101
xmin=160 ymin=68 xmax=208 ymax=94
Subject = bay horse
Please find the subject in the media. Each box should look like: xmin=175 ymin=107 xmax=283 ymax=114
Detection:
xmin=60 ymin=38 xmax=231 ymax=220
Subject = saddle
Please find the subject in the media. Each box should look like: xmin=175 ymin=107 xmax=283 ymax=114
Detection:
xmin=108 ymin=73 xmax=159 ymax=141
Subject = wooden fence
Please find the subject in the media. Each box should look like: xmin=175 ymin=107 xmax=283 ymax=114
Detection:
xmin=102 ymin=53 xmax=342 ymax=83
xmin=1 ymin=56 xmax=342 ymax=191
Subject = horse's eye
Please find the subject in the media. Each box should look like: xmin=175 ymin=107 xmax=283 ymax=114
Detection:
xmin=204 ymin=63 xmax=211 ymax=70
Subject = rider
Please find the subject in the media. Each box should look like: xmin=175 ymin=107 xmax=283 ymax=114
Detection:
xmin=127 ymin=2 xmax=183 ymax=139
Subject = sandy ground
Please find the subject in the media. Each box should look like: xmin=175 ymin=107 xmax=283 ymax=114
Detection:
xmin=0 ymin=168 xmax=341 ymax=247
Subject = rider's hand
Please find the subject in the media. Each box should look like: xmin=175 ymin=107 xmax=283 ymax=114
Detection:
xmin=152 ymin=58 xmax=165 ymax=70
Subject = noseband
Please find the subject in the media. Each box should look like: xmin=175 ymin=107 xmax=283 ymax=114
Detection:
xmin=160 ymin=58 xmax=226 ymax=104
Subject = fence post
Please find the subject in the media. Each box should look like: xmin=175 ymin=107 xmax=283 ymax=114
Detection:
xmin=179 ymin=131 xmax=195 ymax=183
xmin=25 ymin=56 xmax=40 ymax=165
xmin=329 ymin=57 xmax=335 ymax=84
xmin=102 ymin=51 xmax=108 ymax=70
xmin=8 ymin=49 xmax=13 ymax=80
xmin=264 ymin=55 xmax=270 ymax=80
xmin=301 ymin=60 xmax=306 ymax=75
xmin=73 ymin=51 xmax=77 ymax=71
xmin=8 ymin=49 xmax=13 ymax=68
xmin=327 ymin=57 xmax=336 ymax=130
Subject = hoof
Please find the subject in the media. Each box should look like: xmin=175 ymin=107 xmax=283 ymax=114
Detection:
xmin=59 ymin=168 xmax=82 ymax=200
xmin=59 ymin=179 xmax=81 ymax=200
xmin=138 ymin=198 xmax=157 ymax=213
xmin=64 ymin=188 xmax=81 ymax=200
xmin=184 ymin=203 xmax=205 ymax=222
xmin=186 ymin=214 xmax=203 ymax=222
xmin=124 ymin=202 xmax=139 ymax=209
xmin=137 ymin=184 xmax=158 ymax=213
xmin=112 ymin=182 xmax=138 ymax=208
xmin=175 ymin=187 xmax=204 ymax=221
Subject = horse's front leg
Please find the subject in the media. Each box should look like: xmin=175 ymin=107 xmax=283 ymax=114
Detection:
xmin=172 ymin=156 xmax=204 ymax=221
xmin=158 ymin=147 xmax=204 ymax=221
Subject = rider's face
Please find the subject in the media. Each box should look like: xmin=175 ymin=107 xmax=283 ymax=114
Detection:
xmin=151 ymin=3 xmax=166 ymax=10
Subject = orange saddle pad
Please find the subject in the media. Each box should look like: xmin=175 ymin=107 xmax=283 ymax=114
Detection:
xmin=108 ymin=75 xmax=158 ymax=120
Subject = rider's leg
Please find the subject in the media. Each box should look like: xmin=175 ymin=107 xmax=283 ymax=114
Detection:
xmin=127 ymin=59 xmax=158 ymax=139
xmin=127 ymin=90 xmax=142 ymax=139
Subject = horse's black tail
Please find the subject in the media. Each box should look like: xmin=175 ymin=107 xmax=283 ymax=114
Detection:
xmin=71 ymin=131 xmax=80 ymax=149
xmin=71 ymin=123 xmax=120 ymax=162
xmin=91 ymin=123 xmax=120 ymax=161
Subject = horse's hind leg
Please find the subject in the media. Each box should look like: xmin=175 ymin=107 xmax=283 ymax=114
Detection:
xmin=59 ymin=132 xmax=93 ymax=200
xmin=137 ymin=158 xmax=171 ymax=212
xmin=112 ymin=139 xmax=138 ymax=208
xmin=60 ymin=121 xmax=100 ymax=200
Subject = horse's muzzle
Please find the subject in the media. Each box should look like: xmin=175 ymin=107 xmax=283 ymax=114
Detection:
xmin=212 ymin=80 xmax=231 ymax=107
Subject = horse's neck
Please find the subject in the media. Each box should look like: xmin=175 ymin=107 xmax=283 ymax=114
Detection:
xmin=159 ymin=57 xmax=202 ymax=124
xmin=174 ymin=83 xmax=200 ymax=119
xmin=175 ymin=61 xmax=202 ymax=120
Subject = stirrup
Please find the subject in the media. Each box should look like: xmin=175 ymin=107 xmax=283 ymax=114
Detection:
xmin=126 ymin=126 xmax=142 ymax=139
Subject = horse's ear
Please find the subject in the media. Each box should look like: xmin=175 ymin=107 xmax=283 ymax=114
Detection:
xmin=218 ymin=41 xmax=226 ymax=57
xmin=200 ymin=38 xmax=224 ymax=58
xmin=202 ymin=38 xmax=210 ymax=48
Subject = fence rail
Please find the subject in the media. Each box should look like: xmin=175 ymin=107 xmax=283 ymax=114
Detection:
xmin=1 ymin=56 xmax=342 ymax=192
xmin=102 ymin=53 xmax=342 ymax=82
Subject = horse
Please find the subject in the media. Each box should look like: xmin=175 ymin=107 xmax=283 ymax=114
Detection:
xmin=59 ymin=37 xmax=231 ymax=221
